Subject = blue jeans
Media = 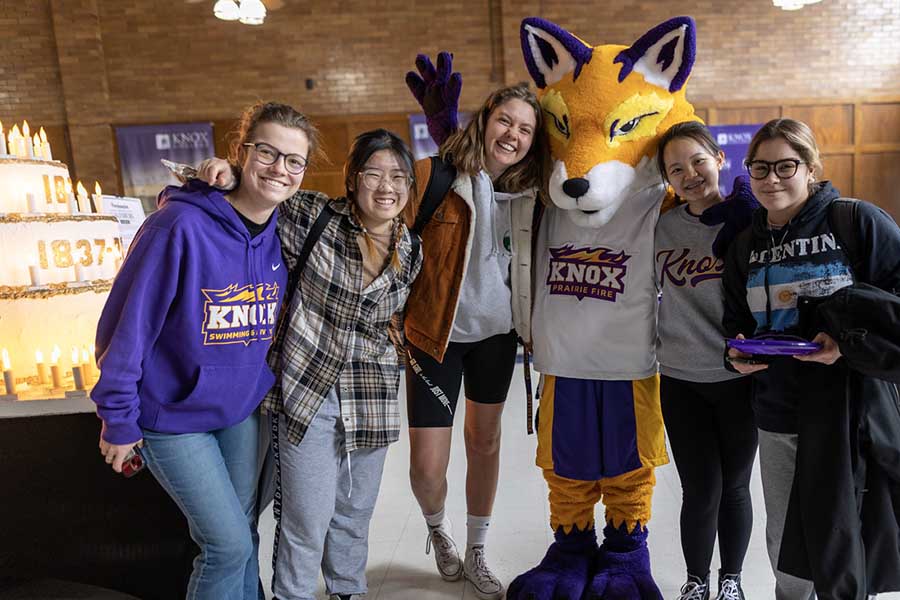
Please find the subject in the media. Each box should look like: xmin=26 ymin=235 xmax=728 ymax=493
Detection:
xmin=142 ymin=411 xmax=261 ymax=600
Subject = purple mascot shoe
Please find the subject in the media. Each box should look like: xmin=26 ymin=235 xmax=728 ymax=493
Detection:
xmin=584 ymin=523 xmax=662 ymax=600
xmin=506 ymin=526 xmax=598 ymax=600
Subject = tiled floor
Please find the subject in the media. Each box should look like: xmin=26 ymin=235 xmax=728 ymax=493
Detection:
xmin=258 ymin=364 xmax=900 ymax=599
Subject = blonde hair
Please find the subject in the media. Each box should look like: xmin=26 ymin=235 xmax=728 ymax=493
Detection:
xmin=439 ymin=83 xmax=546 ymax=193
xmin=746 ymin=118 xmax=823 ymax=194
xmin=227 ymin=101 xmax=324 ymax=171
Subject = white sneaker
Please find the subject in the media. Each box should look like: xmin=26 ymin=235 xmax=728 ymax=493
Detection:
xmin=425 ymin=524 xmax=462 ymax=581
xmin=463 ymin=545 xmax=504 ymax=600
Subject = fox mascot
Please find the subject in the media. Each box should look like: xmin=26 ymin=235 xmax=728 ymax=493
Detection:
xmin=409 ymin=16 xmax=701 ymax=600
xmin=513 ymin=17 xmax=697 ymax=600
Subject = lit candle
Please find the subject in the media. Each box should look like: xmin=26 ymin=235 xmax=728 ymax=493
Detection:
xmin=71 ymin=347 xmax=85 ymax=390
xmin=89 ymin=343 xmax=98 ymax=373
xmin=74 ymin=263 xmax=87 ymax=282
xmin=50 ymin=345 xmax=62 ymax=388
xmin=75 ymin=181 xmax=89 ymax=214
xmin=2 ymin=348 xmax=14 ymax=395
xmin=32 ymin=133 xmax=42 ymax=160
xmin=63 ymin=179 xmax=74 ymax=214
xmin=9 ymin=124 xmax=21 ymax=158
xmin=0 ymin=120 xmax=6 ymax=156
xmin=92 ymin=182 xmax=102 ymax=213
xmin=39 ymin=127 xmax=51 ymax=160
xmin=35 ymin=349 xmax=47 ymax=385
xmin=81 ymin=346 xmax=93 ymax=382
xmin=23 ymin=121 xmax=34 ymax=159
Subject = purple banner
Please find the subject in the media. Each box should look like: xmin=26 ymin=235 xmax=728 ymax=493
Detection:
xmin=115 ymin=122 xmax=214 ymax=212
xmin=408 ymin=112 xmax=472 ymax=160
xmin=708 ymin=124 xmax=762 ymax=196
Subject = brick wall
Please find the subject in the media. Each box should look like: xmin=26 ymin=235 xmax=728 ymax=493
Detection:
xmin=0 ymin=1 xmax=65 ymax=124
xmin=1 ymin=0 xmax=898 ymax=189
xmin=501 ymin=0 xmax=900 ymax=102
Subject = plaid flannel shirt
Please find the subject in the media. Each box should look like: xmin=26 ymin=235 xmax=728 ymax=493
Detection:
xmin=262 ymin=191 xmax=422 ymax=450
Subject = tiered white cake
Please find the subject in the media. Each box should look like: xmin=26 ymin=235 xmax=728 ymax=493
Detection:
xmin=0 ymin=135 xmax=123 ymax=397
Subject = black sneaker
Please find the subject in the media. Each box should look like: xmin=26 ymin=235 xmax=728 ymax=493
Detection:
xmin=715 ymin=571 xmax=745 ymax=600
xmin=676 ymin=573 xmax=710 ymax=600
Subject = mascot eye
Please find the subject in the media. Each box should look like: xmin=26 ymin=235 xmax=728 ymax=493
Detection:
xmin=609 ymin=112 xmax=659 ymax=141
xmin=546 ymin=111 xmax=570 ymax=139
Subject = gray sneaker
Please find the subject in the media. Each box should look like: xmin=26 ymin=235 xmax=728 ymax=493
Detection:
xmin=677 ymin=574 xmax=710 ymax=600
xmin=425 ymin=524 xmax=462 ymax=581
xmin=463 ymin=545 xmax=503 ymax=600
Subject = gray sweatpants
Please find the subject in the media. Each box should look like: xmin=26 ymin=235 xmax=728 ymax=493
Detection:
xmin=758 ymin=429 xmax=817 ymax=600
xmin=271 ymin=387 xmax=388 ymax=600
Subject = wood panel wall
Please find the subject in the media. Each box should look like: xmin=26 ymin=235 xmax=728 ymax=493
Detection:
xmin=697 ymin=97 xmax=900 ymax=220
xmin=206 ymin=96 xmax=899 ymax=222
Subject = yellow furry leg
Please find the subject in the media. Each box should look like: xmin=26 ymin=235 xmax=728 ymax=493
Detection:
xmin=599 ymin=466 xmax=656 ymax=531
xmin=545 ymin=468 xmax=603 ymax=533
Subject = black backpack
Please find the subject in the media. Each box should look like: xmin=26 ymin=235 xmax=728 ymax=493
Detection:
xmin=818 ymin=198 xmax=900 ymax=382
xmin=412 ymin=155 xmax=457 ymax=235
xmin=827 ymin=198 xmax=863 ymax=278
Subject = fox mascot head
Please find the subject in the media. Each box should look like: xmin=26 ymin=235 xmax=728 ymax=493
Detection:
xmin=521 ymin=17 xmax=699 ymax=227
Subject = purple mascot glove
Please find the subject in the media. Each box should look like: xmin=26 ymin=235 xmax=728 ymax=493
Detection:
xmin=405 ymin=51 xmax=461 ymax=147
xmin=585 ymin=523 xmax=662 ymax=600
xmin=699 ymin=175 xmax=760 ymax=258
xmin=507 ymin=526 xmax=598 ymax=600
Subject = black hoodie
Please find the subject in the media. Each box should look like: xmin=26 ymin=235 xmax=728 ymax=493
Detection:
xmin=722 ymin=181 xmax=900 ymax=432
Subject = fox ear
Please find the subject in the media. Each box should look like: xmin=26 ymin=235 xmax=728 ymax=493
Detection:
xmin=614 ymin=16 xmax=696 ymax=93
xmin=520 ymin=18 xmax=593 ymax=89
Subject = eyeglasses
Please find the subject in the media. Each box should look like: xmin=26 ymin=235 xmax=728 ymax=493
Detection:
xmin=745 ymin=158 xmax=805 ymax=180
xmin=243 ymin=142 xmax=308 ymax=175
xmin=358 ymin=170 xmax=412 ymax=192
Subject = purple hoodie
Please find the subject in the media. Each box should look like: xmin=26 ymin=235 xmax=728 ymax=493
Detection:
xmin=92 ymin=181 xmax=287 ymax=444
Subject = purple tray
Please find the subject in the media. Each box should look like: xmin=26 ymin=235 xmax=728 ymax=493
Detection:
xmin=726 ymin=334 xmax=822 ymax=356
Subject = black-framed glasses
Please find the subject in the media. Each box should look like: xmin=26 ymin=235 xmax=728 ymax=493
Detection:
xmin=358 ymin=170 xmax=412 ymax=192
xmin=242 ymin=142 xmax=308 ymax=175
xmin=745 ymin=158 xmax=804 ymax=180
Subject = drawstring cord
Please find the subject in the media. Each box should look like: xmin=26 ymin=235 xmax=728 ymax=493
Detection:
xmin=764 ymin=224 xmax=791 ymax=331
xmin=346 ymin=450 xmax=353 ymax=498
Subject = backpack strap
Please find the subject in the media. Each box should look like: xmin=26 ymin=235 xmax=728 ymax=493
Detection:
xmin=297 ymin=203 xmax=336 ymax=276
xmin=412 ymin=155 xmax=457 ymax=235
xmin=271 ymin=203 xmax=336 ymax=355
xmin=828 ymin=198 xmax=863 ymax=279
xmin=409 ymin=233 xmax=420 ymax=268
xmin=284 ymin=203 xmax=336 ymax=305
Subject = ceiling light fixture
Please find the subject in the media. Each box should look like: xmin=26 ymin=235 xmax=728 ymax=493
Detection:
xmin=239 ymin=0 xmax=266 ymax=25
xmin=773 ymin=0 xmax=824 ymax=10
xmin=213 ymin=0 xmax=240 ymax=21
xmin=213 ymin=0 xmax=266 ymax=25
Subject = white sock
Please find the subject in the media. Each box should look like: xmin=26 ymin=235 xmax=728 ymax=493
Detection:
xmin=424 ymin=507 xmax=449 ymax=531
xmin=466 ymin=514 xmax=490 ymax=551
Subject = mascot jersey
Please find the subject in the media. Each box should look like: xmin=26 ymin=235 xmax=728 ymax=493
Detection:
xmin=532 ymin=175 xmax=663 ymax=381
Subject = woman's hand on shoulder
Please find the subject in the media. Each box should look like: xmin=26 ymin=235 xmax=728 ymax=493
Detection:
xmin=793 ymin=332 xmax=842 ymax=365
xmin=196 ymin=158 xmax=237 ymax=190
xmin=99 ymin=435 xmax=142 ymax=474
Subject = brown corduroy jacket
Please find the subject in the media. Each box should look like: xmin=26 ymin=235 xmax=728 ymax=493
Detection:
xmin=403 ymin=158 xmax=536 ymax=362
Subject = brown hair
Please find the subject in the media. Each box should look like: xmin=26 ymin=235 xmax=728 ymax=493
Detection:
xmin=439 ymin=82 xmax=546 ymax=193
xmin=746 ymin=118 xmax=823 ymax=194
xmin=344 ymin=129 xmax=417 ymax=272
xmin=227 ymin=101 xmax=324 ymax=170
xmin=656 ymin=121 xmax=722 ymax=184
